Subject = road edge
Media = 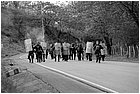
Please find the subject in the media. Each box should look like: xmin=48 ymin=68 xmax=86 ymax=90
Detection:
xmin=36 ymin=63 xmax=118 ymax=93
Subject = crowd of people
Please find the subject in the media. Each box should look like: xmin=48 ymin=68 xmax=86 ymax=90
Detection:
xmin=28 ymin=40 xmax=107 ymax=63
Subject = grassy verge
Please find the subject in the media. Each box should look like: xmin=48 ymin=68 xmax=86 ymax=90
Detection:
xmin=92 ymin=55 xmax=139 ymax=63
xmin=105 ymin=55 xmax=139 ymax=63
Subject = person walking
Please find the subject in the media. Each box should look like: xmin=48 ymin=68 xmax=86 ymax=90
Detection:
xmin=54 ymin=41 xmax=61 ymax=62
xmin=67 ymin=42 xmax=71 ymax=60
xmin=69 ymin=43 xmax=73 ymax=60
xmin=85 ymin=41 xmax=93 ymax=61
xmin=42 ymin=51 xmax=45 ymax=62
xmin=46 ymin=48 xmax=49 ymax=59
xmin=77 ymin=43 xmax=84 ymax=61
xmin=100 ymin=41 xmax=107 ymax=61
xmin=28 ymin=50 xmax=34 ymax=63
xmin=28 ymin=44 xmax=36 ymax=63
xmin=62 ymin=42 xmax=69 ymax=61
xmin=49 ymin=44 xmax=54 ymax=59
xmin=71 ymin=43 xmax=77 ymax=60
xmin=94 ymin=41 xmax=103 ymax=63
xmin=61 ymin=43 xmax=64 ymax=61
xmin=82 ymin=44 xmax=85 ymax=61
xmin=34 ymin=42 xmax=44 ymax=63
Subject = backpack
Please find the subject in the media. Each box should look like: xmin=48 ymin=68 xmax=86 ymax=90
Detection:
xmin=77 ymin=45 xmax=83 ymax=52
xmin=95 ymin=45 xmax=101 ymax=54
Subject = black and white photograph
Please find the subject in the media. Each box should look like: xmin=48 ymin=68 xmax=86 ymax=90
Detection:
xmin=1 ymin=1 xmax=139 ymax=93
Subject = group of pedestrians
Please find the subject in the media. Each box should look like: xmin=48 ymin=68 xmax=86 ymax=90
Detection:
xmin=49 ymin=41 xmax=77 ymax=62
xmin=28 ymin=40 xmax=107 ymax=63
xmin=83 ymin=40 xmax=107 ymax=63
xmin=94 ymin=41 xmax=107 ymax=63
xmin=48 ymin=40 xmax=107 ymax=63
xmin=28 ymin=42 xmax=46 ymax=63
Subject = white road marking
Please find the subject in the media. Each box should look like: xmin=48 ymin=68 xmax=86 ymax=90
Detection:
xmin=19 ymin=54 xmax=28 ymax=59
xmin=36 ymin=63 xmax=119 ymax=93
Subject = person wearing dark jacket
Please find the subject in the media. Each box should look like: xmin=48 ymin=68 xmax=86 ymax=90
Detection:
xmin=71 ymin=43 xmax=77 ymax=60
xmin=94 ymin=41 xmax=103 ymax=63
xmin=46 ymin=48 xmax=49 ymax=59
xmin=49 ymin=44 xmax=55 ymax=59
xmin=28 ymin=44 xmax=35 ymax=63
xmin=28 ymin=50 xmax=34 ymax=63
xmin=77 ymin=43 xmax=84 ymax=61
xmin=34 ymin=42 xmax=44 ymax=63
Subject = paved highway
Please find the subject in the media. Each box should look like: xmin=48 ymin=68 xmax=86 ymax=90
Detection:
xmin=19 ymin=53 xmax=139 ymax=93
xmin=12 ymin=54 xmax=103 ymax=93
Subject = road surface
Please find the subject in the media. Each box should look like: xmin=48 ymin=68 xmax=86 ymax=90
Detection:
xmin=18 ymin=53 xmax=139 ymax=93
xmin=12 ymin=54 xmax=103 ymax=93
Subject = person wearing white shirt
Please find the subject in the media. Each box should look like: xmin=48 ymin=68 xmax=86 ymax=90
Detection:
xmin=54 ymin=41 xmax=61 ymax=62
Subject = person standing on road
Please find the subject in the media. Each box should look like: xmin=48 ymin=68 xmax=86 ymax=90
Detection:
xmin=77 ymin=43 xmax=84 ymax=61
xmin=85 ymin=41 xmax=93 ymax=61
xmin=46 ymin=48 xmax=49 ymax=59
xmin=54 ymin=41 xmax=61 ymax=62
xmin=67 ymin=42 xmax=71 ymax=60
xmin=28 ymin=44 xmax=35 ymax=63
xmin=71 ymin=43 xmax=77 ymax=60
xmin=100 ymin=41 xmax=107 ymax=61
xmin=69 ymin=43 xmax=73 ymax=60
xmin=34 ymin=42 xmax=44 ymax=63
xmin=61 ymin=42 xmax=64 ymax=61
xmin=42 ymin=50 xmax=45 ymax=62
xmin=49 ymin=44 xmax=55 ymax=59
xmin=28 ymin=50 xmax=34 ymax=63
xmin=62 ymin=42 xmax=69 ymax=61
xmin=94 ymin=41 xmax=103 ymax=63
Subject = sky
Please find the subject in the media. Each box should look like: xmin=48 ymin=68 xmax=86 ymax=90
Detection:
xmin=49 ymin=0 xmax=70 ymax=6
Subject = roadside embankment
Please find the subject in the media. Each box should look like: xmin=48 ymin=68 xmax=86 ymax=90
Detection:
xmin=1 ymin=58 xmax=60 ymax=93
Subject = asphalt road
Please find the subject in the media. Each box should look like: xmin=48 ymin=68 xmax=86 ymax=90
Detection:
xmin=19 ymin=53 xmax=139 ymax=93
xmin=12 ymin=54 xmax=103 ymax=93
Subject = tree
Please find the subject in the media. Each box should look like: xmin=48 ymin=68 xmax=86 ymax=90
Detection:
xmin=1 ymin=1 xmax=138 ymax=57
xmin=57 ymin=1 xmax=138 ymax=55
xmin=119 ymin=1 xmax=139 ymax=27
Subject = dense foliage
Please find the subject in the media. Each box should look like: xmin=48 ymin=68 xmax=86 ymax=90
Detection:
xmin=1 ymin=1 xmax=139 ymax=56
